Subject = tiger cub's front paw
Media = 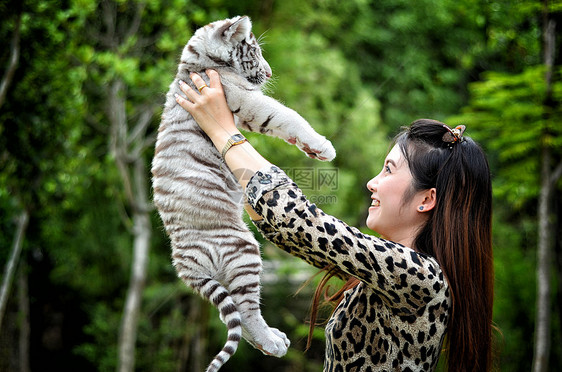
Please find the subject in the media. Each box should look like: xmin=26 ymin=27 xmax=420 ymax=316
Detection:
xmin=287 ymin=136 xmax=336 ymax=161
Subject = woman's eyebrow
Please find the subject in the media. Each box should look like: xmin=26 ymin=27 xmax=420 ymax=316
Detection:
xmin=386 ymin=159 xmax=398 ymax=168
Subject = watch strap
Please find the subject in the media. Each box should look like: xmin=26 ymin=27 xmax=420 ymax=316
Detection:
xmin=221 ymin=134 xmax=247 ymax=159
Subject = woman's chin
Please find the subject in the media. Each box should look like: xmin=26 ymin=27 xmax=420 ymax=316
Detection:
xmin=365 ymin=217 xmax=378 ymax=232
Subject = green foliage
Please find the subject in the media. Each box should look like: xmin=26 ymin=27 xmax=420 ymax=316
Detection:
xmin=74 ymin=302 xmax=121 ymax=370
xmin=1 ymin=0 xmax=562 ymax=371
xmin=295 ymin=0 xmax=490 ymax=129
xmin=449 ymin=66 xmax=562 ymax=207
xmin=491 ymin=208 xmax=537 ymax=371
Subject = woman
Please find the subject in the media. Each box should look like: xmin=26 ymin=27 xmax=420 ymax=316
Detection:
xmin=175 ymin=70 xmax=494 ymax=372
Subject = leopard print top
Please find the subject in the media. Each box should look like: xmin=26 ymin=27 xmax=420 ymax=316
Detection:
xmin=246 ymin=165 xmax=451 ymax=372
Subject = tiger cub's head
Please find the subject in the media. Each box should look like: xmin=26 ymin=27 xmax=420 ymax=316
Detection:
xmin=182 ymin=16 xmax=272 ymax=86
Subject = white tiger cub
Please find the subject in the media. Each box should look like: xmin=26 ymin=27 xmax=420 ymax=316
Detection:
xmin=151 ymin=16 xmax=335 ymax=372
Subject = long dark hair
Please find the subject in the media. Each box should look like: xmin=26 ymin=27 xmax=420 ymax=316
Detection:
xmin=308 ymin=119 xmax=494 ymax=371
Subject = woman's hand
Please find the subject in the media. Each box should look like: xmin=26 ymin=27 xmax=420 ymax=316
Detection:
xmin=175 ymin=69 xmax=237 ymax=141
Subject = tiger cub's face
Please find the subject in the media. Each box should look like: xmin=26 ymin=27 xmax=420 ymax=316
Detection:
xmin=182 ymin=16 xmax=272 ymax=86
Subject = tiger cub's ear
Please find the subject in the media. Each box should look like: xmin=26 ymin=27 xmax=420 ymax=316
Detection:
xmin=219 ymin=16 xmax=252 ymax=44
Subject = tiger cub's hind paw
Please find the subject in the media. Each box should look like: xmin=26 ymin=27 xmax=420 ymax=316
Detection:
xmin=251 ymin=327 xmax=290 ymax=358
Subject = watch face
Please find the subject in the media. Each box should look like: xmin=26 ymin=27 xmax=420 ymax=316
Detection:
xmin=232 ymin=134 xmax=245 ymax=142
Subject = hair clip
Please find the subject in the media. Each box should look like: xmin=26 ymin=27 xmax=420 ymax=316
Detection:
xmin=442 ymin=125 xmax=466 ymax=147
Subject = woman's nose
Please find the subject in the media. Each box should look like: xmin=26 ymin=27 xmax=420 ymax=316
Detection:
xmin=366 ymin=176 xmax=377 ymax=192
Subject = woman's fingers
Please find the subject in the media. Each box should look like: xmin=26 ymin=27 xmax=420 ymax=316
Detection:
xmin=207 ymin=69 xmax=222 ymax=91
xmin=189 ymin=73 xmax=208 ymax=94
xmin=175 ymin=80 xmax=196 ymax=111
xmin=178 ymin=70 xmax=220 ymax=101
xmin=178 ymin=79 xmax=197 ymax=99
xmin=174 ymin=90 xmax=191 ymax=110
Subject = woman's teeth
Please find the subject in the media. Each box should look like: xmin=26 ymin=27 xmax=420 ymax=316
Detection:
xmin=371 ymin=199 xmax=380 ymax=207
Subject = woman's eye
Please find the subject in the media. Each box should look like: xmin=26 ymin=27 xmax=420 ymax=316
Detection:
xmin=385 ymin=165 xmax=391 ymax=173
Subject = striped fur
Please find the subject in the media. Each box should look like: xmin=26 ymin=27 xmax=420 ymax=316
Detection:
xmin=151 ymin=16 xmax=335 ymax=372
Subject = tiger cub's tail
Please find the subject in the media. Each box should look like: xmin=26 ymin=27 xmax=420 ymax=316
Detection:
xmin=195 ymin=277 xmax=242 ymax=372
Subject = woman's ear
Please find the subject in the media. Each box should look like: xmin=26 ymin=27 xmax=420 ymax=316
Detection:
xmin=417 ymin=188 xmax=437 ymax=212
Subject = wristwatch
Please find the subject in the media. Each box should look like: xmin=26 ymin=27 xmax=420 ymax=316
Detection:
xmin=221 ymin=133 xmax=248 ymax=159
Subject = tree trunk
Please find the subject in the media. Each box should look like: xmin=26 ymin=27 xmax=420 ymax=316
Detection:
xmin=109 ymin=79 xmax=154 ymax=372
xmin=0 ymin=12 xmax=22 ymax=109
xmin=177 ymin=296 xmax=196 ymax=372
xmin=555 ymin=190 xmax=562 ymax=364
xmin=191 ymin=297 xmax=210 ymax=372
xmin=118 ymin=205 xmax=151 ymax=372
xmin=0 ymin=209 xmax=29 ymax=332
xmin=17 ymin=262 xmax=30 ymax=372
xmin=177 ymin=296 xmax=210 ymax=372
xmin=532 ymin=10 xmax=558 ymax=372
xmin=533 ymin=146 xmax=554 ymax=372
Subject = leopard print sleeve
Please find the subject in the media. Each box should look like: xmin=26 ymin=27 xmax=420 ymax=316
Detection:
xmin=247 ymin=165 xmax=448 ymax=312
